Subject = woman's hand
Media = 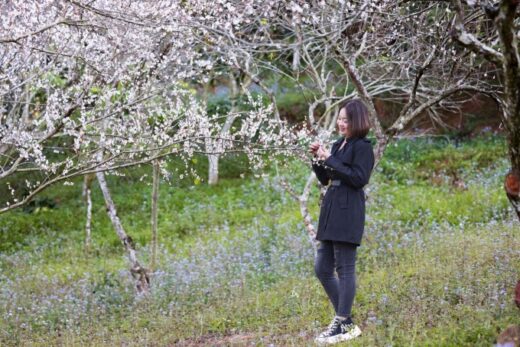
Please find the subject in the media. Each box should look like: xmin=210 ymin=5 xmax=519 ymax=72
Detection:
xmin=309 ymin=142 xmax=321 ymax=156
xmin=316 ymin=145 xmax=330 ymax=161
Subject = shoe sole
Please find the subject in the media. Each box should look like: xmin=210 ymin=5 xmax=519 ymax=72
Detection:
xmin=315 ymin=326 xmax=362 ymax=345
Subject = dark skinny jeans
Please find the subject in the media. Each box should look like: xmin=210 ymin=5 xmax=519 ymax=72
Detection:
xmin=314 ymin=240 xmax=357 ymax=318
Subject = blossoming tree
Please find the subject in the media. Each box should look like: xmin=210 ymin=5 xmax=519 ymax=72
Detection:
xmin=0 ymin=0 xmax=306 ymax=293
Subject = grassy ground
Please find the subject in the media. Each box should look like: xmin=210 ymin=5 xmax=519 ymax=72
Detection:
xmin=0 ymin=135 xmax=518 ymax=346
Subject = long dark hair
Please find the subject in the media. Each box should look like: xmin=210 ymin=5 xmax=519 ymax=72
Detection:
xmin=340 ymin=99 xmax=371 ymax=138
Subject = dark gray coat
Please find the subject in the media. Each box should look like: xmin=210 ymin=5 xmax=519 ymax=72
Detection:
xmin=312 ymin=136 xmax=375 ymax=246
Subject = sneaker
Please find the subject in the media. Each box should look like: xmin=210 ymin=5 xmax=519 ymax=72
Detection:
xmin=315 ymin=316 xmax=362 ymax=345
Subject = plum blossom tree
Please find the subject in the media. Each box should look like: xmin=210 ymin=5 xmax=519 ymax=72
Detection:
xmin=0 ymin=0 xmax=307 ymax=293
xmin=177 ymin=0 xmax=284 ymax=186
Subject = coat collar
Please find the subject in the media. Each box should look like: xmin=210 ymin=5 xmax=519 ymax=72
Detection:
xmin=334 ymin=136 xmax=345 ymax=145
xmin=331 ymin=136 xmax=369 ymax=155
xmin=332 ymin=136 xmax=364 ymax=148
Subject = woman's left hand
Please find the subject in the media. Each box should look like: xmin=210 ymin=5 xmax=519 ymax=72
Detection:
xmin=316 ymin=146 xmax=330 ymax=161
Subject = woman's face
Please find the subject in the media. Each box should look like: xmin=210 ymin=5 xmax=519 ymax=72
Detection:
xmin=337 ymin=108 xmax=350 ymax=137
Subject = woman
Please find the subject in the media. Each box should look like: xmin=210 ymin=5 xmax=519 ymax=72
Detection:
xmin=309 ymin=99 xmax=374 ymax=345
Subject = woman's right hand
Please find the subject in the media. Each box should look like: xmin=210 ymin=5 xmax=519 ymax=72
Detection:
xmin=309 ymin=142 xmax=321 ymax=155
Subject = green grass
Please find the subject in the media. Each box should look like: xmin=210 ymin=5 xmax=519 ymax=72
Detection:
xmin=0 ymin=135 xmax=518 ymax=346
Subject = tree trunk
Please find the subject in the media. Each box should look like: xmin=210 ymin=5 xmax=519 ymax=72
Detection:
xmin=208 ymin=75 xmax=240 ymax=185
xmin=299 ymin=173 xmax=319 ymax=252
xmin=208 ymin=154 xmax=219 ymax=185
xmin=150 ymin=160 xmax=160 ymax=272
xmin=373 ymin=136 xmax=390 ymax=169
xmin=82 ymin=174 xmax=94 ymax=253
xmin=504 ymin=144 xmax=520 ymax=220
xmin=278 ymin=174 xmax=318 ymax=252
xmin=96 ymin=170 xmax=150 ymax=294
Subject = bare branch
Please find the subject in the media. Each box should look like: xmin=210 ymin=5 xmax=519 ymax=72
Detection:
xmin=333 ymin=47 xmax=384 ymax=140
xmin=451 ymin=0 xmax=503 ymax=65
xmin=399 ymin=47 xmax=437 ymax=119
xmin=388 ymin=85 xmax=494 ymax=134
